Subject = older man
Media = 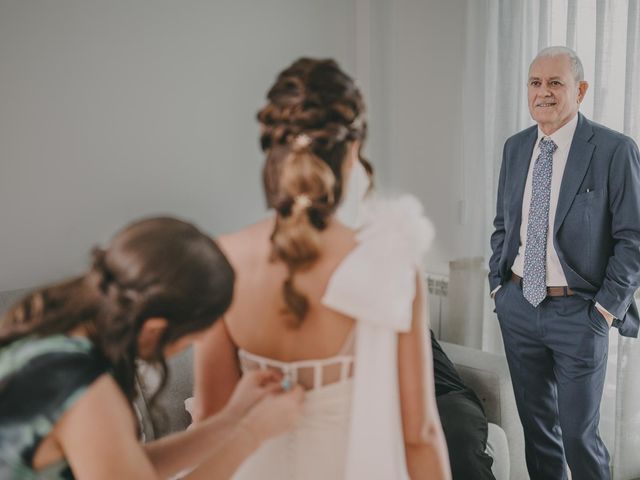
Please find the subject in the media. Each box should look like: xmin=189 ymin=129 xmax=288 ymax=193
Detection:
xmin=489 ymin=46 xmax=640 ymax=479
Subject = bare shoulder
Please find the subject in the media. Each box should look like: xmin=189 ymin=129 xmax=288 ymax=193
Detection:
xmin=54 ymin=374 xmax=135 ymax=439
xmin=216 ymin=218 xmax=275 ymax=260
xmin=324 ymin=220 xmax=358 ymax=251
xmin=53 ymin=375 xmax=154 ymax=479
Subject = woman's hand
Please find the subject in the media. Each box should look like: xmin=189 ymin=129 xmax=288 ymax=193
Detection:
xmin=239 ymin=385 xmax=305 ymax=445
xmin=223 ymin=370 xmax=282 ymax=421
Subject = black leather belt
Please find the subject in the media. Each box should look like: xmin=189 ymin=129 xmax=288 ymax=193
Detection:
xmin=511 ymin=273 xmax=575 ymax=297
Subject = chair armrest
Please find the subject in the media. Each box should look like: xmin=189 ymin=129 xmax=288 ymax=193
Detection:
xmin=439 ymin=341 xmax=526 ymax=480
xmin=487 ymin=423 xmax=509 ymax=480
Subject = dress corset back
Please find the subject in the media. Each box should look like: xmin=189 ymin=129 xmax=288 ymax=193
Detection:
xmin=237 ymin=330 xmax=355 ymax=391
xmin=208 ymin=195 xmax=434 ymax=480
xmin=233 ymin=334 xmax=356 ymax=480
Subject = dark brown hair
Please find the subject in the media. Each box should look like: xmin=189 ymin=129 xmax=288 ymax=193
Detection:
xmin=257 ymin=58 xmax=371 ymax=324
xmin=0 ymin=217 xmax=234 ymax=410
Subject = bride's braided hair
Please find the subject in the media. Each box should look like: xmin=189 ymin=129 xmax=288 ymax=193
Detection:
xmin=258 ymin=58 xmax=371 ymax=325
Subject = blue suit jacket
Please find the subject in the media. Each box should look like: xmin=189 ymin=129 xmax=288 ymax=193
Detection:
xmin=489 ymin=113 xmax=640 ymax=337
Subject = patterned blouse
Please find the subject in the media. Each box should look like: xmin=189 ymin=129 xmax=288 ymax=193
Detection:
xmin=0 ymin=335 xmax=110 ymax=479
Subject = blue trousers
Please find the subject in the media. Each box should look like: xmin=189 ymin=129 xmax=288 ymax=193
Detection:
xmin=495 ymin=278 xmax=611 ymax=480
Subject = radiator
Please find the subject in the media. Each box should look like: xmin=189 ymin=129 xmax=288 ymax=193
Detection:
xmin=425 ymin=273 xmax=449 ymax=338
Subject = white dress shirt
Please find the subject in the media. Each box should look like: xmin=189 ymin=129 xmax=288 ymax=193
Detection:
xmin=511 ymin=113 xmax=578 ymax=285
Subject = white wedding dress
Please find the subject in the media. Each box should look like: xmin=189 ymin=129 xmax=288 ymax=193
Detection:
xmin=196 ymin=195 xmax=433 ymax=480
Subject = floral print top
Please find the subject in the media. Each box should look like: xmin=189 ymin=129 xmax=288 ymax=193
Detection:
xmin=0 ymin=335 xmax=110 ymax=479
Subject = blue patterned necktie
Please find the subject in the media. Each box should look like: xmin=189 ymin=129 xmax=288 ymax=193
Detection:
xmin=523 ymin=137 xmax=557 ymax=307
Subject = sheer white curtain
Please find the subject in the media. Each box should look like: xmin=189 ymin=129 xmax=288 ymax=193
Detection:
xmin=463 ymin=0 xmax=640 ymax=477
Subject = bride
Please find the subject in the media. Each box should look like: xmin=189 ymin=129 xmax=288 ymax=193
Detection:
xmin=190 ymin=58 xmax=451 ymax=480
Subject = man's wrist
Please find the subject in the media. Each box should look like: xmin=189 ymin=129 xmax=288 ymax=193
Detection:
xmin=595 ymin=302 xmax=615 ymax=327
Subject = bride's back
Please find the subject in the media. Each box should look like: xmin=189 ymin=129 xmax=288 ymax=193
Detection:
xmin=194 ymin=58 xmax=450 ymax=479
xmin=219 ymin=216 xmax=358 ymax=362
xmin=220 ymin=216 xmax=362 ymax=480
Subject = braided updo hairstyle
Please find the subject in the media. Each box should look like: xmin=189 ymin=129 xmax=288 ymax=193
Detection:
xmin=258 ymin=58 xmax=372 ymax=325
xmin=0 ymin=217 xmax=234 ymax=411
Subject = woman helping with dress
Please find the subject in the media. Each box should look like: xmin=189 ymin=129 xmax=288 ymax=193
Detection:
xmin=192 ymin=58 xmax=451 ymax=479
xmin=0 ymin=217 xmax=303 ymax=480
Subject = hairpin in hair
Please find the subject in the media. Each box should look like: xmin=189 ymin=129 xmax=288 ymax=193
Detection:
xmin=351 ymin=114 xmax=366 ymax=131
xmin=293 ymin=194 xmax=312 ymax=211
xmin=293 ymin=134 xmax=312 ymax=149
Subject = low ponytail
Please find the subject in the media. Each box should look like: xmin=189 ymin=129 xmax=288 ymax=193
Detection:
xmin=258 ymin=58 xmax=371 ymax=325
xmin=0 ymin=277 xmax=93 ymax=347
xmin=270 ymin=136 xmax=336 ymax=325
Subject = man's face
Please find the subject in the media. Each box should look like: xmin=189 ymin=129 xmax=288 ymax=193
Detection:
xmin=527 ymin=54 xmax=588 ymax=135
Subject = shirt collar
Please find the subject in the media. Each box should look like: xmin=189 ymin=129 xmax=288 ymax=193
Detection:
xmin=536 ymin=113 xmax=579 ymax=152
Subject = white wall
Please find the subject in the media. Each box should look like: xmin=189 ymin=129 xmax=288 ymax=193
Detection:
xmin=0 ymin=0 xmax=468 ymax=291
xmin=0 ymin=0 xmax=356 ymax=291
xmin=380 ymin=0 xmax=468 ymax=276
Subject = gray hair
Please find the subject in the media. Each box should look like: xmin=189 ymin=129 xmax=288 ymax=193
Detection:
xmin=531 ymin=46 xmax=584 ymax=82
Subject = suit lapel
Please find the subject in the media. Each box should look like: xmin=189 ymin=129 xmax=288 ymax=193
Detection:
xmin=553 ymin=113 xmax=595 ymax=234
xmin=509 ymin=127 xmax=537 ymax=223
xmin=506 ymin=127 xmax=537 ymax=258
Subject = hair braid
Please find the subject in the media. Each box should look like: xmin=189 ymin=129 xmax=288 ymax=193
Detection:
xmin=257 ymin=58 xmax=371 ymax=324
